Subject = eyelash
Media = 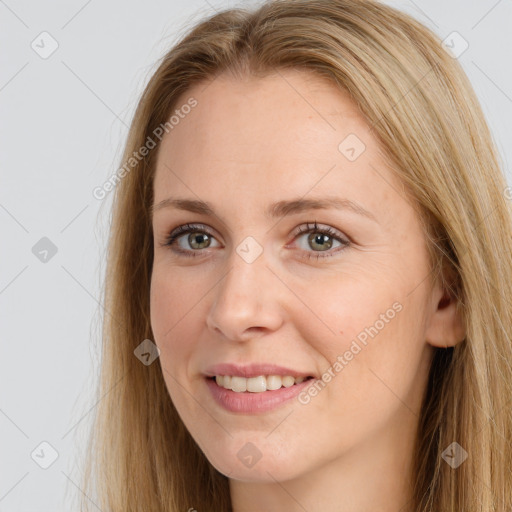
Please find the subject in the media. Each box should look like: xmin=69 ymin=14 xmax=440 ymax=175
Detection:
xmin=161 ymin=221 xmax=350 ymax=260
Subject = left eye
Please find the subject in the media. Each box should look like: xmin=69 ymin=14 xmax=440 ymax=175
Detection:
xmin=289 ymin=222 xmax=350 ymax=259
xmin=162 ymin=221 xmax=350 ymax=259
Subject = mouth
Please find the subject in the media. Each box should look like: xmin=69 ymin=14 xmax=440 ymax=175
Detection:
xmin=206 ymin=375 xmax=315 ymax=393
xmin=204 ymin=373 xmax=317 ymax=413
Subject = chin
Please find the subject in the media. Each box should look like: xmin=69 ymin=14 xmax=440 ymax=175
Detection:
xmin=204 ymin=441 xmax=305 ymax=482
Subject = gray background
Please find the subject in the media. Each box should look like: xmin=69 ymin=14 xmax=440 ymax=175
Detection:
xmin=1 ymin=0 xmax=511 ymax=510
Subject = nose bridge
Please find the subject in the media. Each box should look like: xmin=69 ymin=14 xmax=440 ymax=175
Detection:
xmin=206 ymin=241 xmax=284 ymax=340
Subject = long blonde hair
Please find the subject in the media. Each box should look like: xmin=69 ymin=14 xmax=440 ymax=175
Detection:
xmin=80 ymin=1 xmax=512 ymax=510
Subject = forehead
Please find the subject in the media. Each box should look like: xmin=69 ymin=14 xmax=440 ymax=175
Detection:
xmin=153 ymin=69 xmax=403 ymax=218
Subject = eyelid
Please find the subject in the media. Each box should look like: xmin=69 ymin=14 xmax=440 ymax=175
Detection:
xmin=161 ymin=222 xmax=220 ymax=250
xmin=288 ymin=221 xmax=349 ymax=243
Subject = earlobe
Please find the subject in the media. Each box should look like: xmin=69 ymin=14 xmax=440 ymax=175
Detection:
xmin=425 ymin=286 xmax=466 ymax=349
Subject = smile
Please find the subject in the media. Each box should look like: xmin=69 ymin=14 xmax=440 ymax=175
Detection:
xmin=205 ymin=375 xmax=316 ymax=413
xmin=211 ymin=374 xmax=313 ymax=393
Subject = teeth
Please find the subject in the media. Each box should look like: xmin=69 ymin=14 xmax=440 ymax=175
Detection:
xmin=266 ymin=375 xmax=282 ymax=390
xmin=213 ymin=375 xmax=309 ymax=393
xmin=231 ymin=376 xmax=247 ymax=392
xmin=247 ymin=375 xmax=266 ymax=392
xmin=282 ymin=376 xmax=295 ymax=388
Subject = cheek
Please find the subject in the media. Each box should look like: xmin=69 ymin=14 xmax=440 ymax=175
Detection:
xmin=294 ymin=268 xmax=427 ymax=396
xmin=288 ymin=268 xmax=399 ymax=355
xmin=150 ymin=269 xmax=204 ymax=418
xmin=150 ymin=267 xmax=195 ymax=339
xmin=149 ymin=268 xmax=201 ymax=376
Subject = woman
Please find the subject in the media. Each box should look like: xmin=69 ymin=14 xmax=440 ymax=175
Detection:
xmin=82 ymin=0 xmax=512 ymax=510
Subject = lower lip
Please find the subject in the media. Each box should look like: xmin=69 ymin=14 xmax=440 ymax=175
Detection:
xmin=205 ymin=377 xmax=316 ymax=413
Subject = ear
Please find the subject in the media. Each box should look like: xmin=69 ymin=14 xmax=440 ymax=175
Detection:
xmin=425 ymin=272 xmax=466 ymax=349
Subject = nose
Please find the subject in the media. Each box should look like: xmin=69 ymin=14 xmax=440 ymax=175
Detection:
xmin=205 ymin=245 xmax=285 ymax=342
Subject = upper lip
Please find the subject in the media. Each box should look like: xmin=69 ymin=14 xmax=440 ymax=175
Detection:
xmin=204 ymin=363 xmax=315 ymax=379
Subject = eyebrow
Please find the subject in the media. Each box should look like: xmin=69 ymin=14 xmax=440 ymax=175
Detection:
xmin=150 ymin=196 xmax=377 ymax=222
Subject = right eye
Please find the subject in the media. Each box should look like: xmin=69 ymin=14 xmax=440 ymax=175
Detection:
xmin=162 ymin=223 xmax=221 ymax=257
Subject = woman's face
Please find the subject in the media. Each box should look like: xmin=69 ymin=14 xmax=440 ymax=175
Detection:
xmin=149 ymin=70 xmax=459 ymax=486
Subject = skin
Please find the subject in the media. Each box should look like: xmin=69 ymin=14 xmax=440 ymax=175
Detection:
xmin=149 ymin=69 xmax=466 ymax=512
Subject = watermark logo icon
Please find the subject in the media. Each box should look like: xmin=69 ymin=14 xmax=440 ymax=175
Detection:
xmin=31 ymin=441 xmax=59 ymax=469
xmin=236 ymin=236 xmax=263 ymax=264
xmin=31 ymin=32 xmax=59 ymax=59
xmin=338 ymin=133 xmax=366 ymax=161
xmin=442 ymin=32 xmax=469 ymax=59
xmin=134 ymin=339 xmax=161 ymax=366
xmin=441 ymin=441 xmax=468 ymax=468
xmin=32 ymin=237 xmax=58 ymax=263
xmin=237 ymin=442 xmax=262 ymax=468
